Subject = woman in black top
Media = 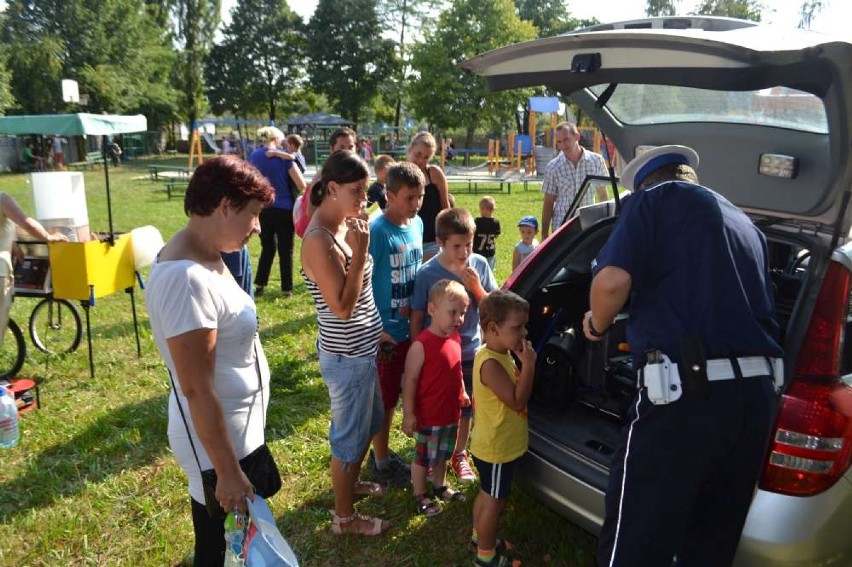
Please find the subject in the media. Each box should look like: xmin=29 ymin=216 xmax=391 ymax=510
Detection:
xmin=408 ymin=132 xmax=450 ymax=260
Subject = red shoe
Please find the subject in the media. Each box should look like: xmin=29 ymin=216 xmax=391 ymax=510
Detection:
xmin=451 ymin=450 xmax=476 ymax=484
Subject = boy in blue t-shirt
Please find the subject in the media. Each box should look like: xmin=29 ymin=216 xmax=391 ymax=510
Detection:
xmin=367 ymin=161 xmax=426 ymax=487
xmin=410 ymin=207 xmax=498 ymax=484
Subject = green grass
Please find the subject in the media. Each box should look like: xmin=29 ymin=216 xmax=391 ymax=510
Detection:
xmin=0 ymin=157 xmax=596 ymax=566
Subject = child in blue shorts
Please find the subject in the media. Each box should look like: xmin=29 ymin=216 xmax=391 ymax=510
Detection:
xmin=470 ymin=290 xmax=536 ymax=566
xmin=402 ymin=279 xmax=471 ymax=517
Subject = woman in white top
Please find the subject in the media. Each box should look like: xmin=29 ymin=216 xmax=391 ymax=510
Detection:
xmin=144 ymin=156 xmax=274 ymax=566
xmin=0 ymin=193 xmax=67 ymax=347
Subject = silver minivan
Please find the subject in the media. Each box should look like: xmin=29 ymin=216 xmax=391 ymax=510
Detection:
xmin=463 ymin=17 xmax=852 ymax=565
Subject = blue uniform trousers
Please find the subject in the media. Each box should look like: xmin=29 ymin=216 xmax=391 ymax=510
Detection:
xmin=597 ymin=377 xmax=776 ymax=567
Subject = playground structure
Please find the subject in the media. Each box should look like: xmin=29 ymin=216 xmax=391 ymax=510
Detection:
xmin=188 ymin=117 xmax=271 ymax=168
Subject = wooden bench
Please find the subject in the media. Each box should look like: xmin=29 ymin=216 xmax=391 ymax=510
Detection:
xmin=164 ymin=179 xmax=189 ymax=199
xmin=149 ymin=164 xmax=193 ymax=182
xmin=67 ymin=151 xmax=105 ymax=170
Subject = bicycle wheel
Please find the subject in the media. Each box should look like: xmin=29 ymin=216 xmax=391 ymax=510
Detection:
xmin=0 ymin=318 xmax=26 ymax=380
xmin=29 ymin=297 xmax=83 ymax=354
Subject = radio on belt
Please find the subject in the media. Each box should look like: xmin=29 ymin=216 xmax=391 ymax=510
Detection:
xmin=643 ymin=350 xmax=682 ymax=405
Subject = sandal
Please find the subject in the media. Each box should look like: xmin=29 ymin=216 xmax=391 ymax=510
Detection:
xmin=470 ymin=537 xmax=515 ymax=554
xmin=433 ymin=485 xmax=467 ymax=502
xmin=415 ymin=494 xmax=442 ymax=517
xmin=353 ymin=480 xmax=387 ymax=498
xmin=474 ymin=546 xmax=522 ymax=567
xmin=330 ymin=510 xmax=390 ymax=536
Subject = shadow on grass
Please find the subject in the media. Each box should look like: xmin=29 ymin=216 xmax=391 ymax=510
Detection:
xmin=0 ymin=393 xmax=170 ymax=523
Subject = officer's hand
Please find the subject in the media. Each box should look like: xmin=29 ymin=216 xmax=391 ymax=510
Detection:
xmin=583 ymin=311 xmax=605 ymax=342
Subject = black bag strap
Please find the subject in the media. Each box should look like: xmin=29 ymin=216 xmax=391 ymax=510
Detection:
xmin=168 ymin=338 xmax=265 ymax=476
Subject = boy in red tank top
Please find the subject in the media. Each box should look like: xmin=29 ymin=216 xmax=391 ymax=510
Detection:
xmin=402 ymin=279 xmax=471 ymax=517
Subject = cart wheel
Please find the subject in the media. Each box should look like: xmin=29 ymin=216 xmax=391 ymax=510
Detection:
xmin=29 ymin=298 xmax=83 ymax=354
xmin=0 ymin=318 xmax=26 ymax=380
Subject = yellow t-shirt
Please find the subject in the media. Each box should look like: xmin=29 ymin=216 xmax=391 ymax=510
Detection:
xmin=470 ymin=345 xmax=528 ymax=463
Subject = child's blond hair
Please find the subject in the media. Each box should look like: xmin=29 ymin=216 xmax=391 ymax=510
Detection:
xmin=428 ymin=279 xmax=469 ymax=306
xmin=374 ymin=154 xmax=395 ymax=172
xmin=479 ymin=196 xmax=496 ymax=212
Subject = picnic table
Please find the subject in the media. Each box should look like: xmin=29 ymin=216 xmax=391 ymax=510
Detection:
xmin=149 ymin=164 xmax=193 ymax=181
xmin=164 ymin=179 xmax=189 ymax=199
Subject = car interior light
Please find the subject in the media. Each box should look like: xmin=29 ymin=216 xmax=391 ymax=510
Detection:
xmin=759 ymin=153 xmax=799 ymax=179
xmin=769 ymin=451 xmax=834 ymax=474
xmin=775 ymin=429 xmax=844 ymax=451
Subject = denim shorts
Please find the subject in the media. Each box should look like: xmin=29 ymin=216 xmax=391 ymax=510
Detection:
xmin=319 ymin=351 xmax=385 ymax=465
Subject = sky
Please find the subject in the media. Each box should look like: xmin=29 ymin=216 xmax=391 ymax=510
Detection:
xmin=221 ymin=0 xmax=849 ymax=37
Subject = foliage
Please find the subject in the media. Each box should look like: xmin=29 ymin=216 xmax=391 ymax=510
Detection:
xmin=206 ymin=0 xmax=304 ymax=121
xmin=646 ymin=0 xmax=679 ymax=16
xmin=515 ymin=0 xmax=595 ymax=36
xmin=0 ymin=0 xmax=178 ymax=118
xmin=797 ymin=0 xmax=825 ymax=29
xmin=692 ymin=0 xmax=763 ymax=21
xmin=408 ymin=0 xmax=537 ymax=144
xmin=0 ymin=48 xmax=16 ymax=114
xmin=306 ymin=0 xmax=398 ymax=125
xmin=170 ymin=0 xmax=221 ymax=127
xmin=376 ymin=0 xmax=442 ymax=130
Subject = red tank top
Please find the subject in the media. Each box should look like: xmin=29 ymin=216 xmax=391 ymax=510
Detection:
xmin=414 ymin=329 xmax=464 ymax=427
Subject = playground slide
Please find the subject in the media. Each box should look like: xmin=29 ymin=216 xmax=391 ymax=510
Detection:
xmin=200 ymin=131 xmax=219 ymax=153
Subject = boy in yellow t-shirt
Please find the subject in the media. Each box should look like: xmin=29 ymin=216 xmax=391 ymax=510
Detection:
xmin=470 ymin=290 xmax=536 ymax=567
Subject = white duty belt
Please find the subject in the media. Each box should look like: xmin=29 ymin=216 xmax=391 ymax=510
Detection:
xmin=674 ymin=356 xmax=783 ymax=390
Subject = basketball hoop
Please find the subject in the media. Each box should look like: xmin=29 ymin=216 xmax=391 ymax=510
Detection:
xmin=61 ymin=79 xmax=79 ymax=104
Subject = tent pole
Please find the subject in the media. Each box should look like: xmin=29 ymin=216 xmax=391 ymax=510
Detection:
xmin=102 ymin=136 xmax=115 ymax=245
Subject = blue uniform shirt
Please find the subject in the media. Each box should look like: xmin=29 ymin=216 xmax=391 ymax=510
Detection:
xmin=249 ymin=148 xmax=296 ymax=210
xmin=592 ymin=181 xmax=782 ymax=368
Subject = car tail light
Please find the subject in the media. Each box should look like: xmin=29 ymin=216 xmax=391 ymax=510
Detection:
xmin=760 ymin=262 xmax=852 ymax=496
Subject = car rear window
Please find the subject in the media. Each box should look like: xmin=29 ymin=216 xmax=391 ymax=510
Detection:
xmin=589 ymin=84 xmax=828 ymax=134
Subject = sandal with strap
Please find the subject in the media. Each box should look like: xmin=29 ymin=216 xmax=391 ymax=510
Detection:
xmin=415 ymin=494 xmax=442 ymax=517
xmin=473 ymin=546 xmax=522 ymax=567
xmin=330 ymin=510 xmax=390 ymax=536
xmin=433 ymin=485 xmax=467 ymax=502
xmin=470 ymin=537 xmax=515 ymax=555
xmin=354 ymin=480 xmax=387 ymax=498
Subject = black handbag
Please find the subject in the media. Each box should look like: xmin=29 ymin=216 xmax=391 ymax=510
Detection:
xmin=169 ymin=341 xmax=281 ymax=519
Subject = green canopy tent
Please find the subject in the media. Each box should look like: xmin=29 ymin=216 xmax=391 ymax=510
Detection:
xmin=0 ymin=113 xmax=148 ymax=242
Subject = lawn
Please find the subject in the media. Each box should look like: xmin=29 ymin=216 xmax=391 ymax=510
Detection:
xmin=0 ymin=157 xmax=597 ymax=566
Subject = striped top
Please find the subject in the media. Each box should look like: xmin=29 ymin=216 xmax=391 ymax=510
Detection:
xmin=302 ymin=228 xmax=383 ymax=358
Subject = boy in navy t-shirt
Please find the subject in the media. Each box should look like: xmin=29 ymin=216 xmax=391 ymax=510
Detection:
xmin=473 ymin=196 xmax=501 ymax=272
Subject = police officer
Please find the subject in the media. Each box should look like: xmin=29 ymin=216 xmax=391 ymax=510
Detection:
xmin=583 ymin=145 xmax=783 ymax=566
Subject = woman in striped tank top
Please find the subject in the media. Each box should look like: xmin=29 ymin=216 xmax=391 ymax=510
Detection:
xmin=300 ymin=151 xmax=390 ymax=536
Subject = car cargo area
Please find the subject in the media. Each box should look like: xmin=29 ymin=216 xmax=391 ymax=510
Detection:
xmin=518 ymin=219 xmax=822 ymax=488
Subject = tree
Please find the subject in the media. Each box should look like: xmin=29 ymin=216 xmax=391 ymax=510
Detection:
xmin=1 ymin=0 xmax=178 ymax=119
xmin=206 ymin=0 xmax=304 ymax=121
xmin=515 ymin=0 xmax=591 ymax=36
xmin=692 ymin=0 xmax=763 ymax=21
xmin=646 ymin=0 xmax=678 ymax=16
xmin=171 ymin=0 xmax=221 ymax=128
xmin=306 ymin=0 xmax=398 ymax=125
xmin=377 ymin=0 xmax=441 ymax=130
xmin=797 ymin=0 xmax=825 ymax=29
xmin=0 ymin=48 xmax=17 ymax=115
xmin=408 ymin=0 xmax=537 ymax=146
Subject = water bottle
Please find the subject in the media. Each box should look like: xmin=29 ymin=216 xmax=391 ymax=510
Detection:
xmin=223 ymin=509 xmax=248 ymax=567
xmin=0 ymin=385 xmax=19 ymax=449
